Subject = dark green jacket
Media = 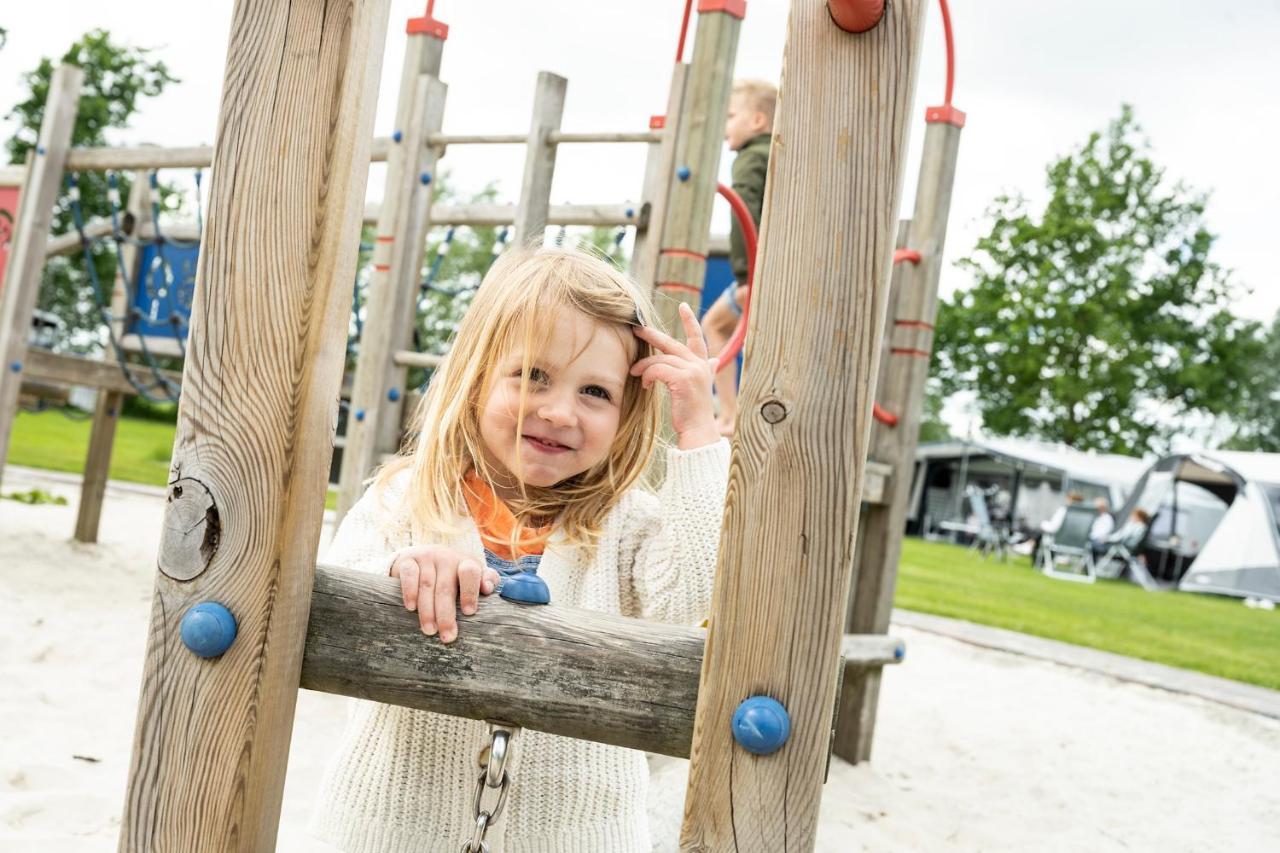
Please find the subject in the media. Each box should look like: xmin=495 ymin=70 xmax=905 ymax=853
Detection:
xmin=729 ymin=133 xmax=771 ymax=282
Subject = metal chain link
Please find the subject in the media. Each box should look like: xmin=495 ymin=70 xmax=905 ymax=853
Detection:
xmin=460 ymin=724 xmax=517 ymax=853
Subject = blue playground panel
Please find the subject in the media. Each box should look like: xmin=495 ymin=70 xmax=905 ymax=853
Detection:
xmin=700 ymin=253 xmax=734 ymax=317
xmin=126 ymin=241 xmax=199 ymax=340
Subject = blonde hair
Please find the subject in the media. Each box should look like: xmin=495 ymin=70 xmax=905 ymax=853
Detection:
xmin=377 ymin=246 xmax=661 ymax=550
xmin=732 ymin=79 xmax=777 ymax=130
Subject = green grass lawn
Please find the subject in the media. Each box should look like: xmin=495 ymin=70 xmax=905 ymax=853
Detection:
xmin=896 ymin=537 xmax=1280 ymax=691
xmin=7 ymin=409 xmax=338 ymax=509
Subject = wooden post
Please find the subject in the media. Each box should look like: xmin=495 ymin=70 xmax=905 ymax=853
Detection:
xmin=629 ymin=64 xmax=688 ymax=292
xmin=118 ymin=0 xmax=390 ymax=848
xmin=335 ymin=25 xmax=447 ymax=520
xmin=651 ymin=3 xmax=742 ymax=333
xmin=511 ymin=71 xmax=567 ymax=247
xmin=0 ymin=64 xmax=81 ymax=489
xmin=679 ymin=1 xmax=925 ymax=848
xmin=74 ymin=172 xmax=152 ymax=543
xmin=835 ymin=113 xmax=964 ymax=764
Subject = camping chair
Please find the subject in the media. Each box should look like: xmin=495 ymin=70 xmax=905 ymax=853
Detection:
xmin=1039 ymin=504 xmax=1099 ymax=583
xmin=939 ymin=485 xmax=1010 ymax=562
xmin=1095 ymin=520 xmax=1169 ymax=591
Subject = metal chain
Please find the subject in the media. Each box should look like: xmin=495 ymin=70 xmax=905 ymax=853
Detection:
xmin=460 ymin=724 xmax=518 ymax=853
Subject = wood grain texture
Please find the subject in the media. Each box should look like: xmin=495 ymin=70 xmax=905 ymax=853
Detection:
xmin=299 ymin=565 xmax=905 ymax=758
xmin=425 ymin=201 xmax=644 ymax=228
xmin=118 ymin=1 xmax=391 ymax=849
xmin=837 ymin=119 xmax=962 ymax=763
xmin=631 ymin=64 xmax=689 ymax=293
xmin=63 ymin=137 xmax=396 ymax=171
xmin=512 ymin=71 xmax=567 ymax=246
xmin=679 ymin=2 xmax=926 ymax=849
xmin=20 ymin=348 xmax=183 ymax=396
xmin=0 ymin=64 xmax=81 ymax=491
xmin=335 ymin=39 xmax=446 ymax=521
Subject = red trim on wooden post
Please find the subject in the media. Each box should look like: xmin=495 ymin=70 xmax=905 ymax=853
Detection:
xmin=657 ymin=282 xmax=702 ymax=295
xmin=827 ymin=0 xmax=885 ymax=32
xmin=925 ymin=104 xmax=966 ymax=127
xmin=660 ymin=248 xmax=708 ymax=261
xmin=406 ymin=0 xmax=449 ymax=39
xmin=697 ymin=0 xmax=747 ymax=20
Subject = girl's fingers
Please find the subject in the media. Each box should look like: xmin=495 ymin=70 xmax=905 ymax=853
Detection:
xmin=481 ymin=568 xmax=501 ymax=596
xmin=393 ymin=557 xmax=420 ymax=612
xmin=434 ymin=560 xmax=460 ymax=644
xmin=679 ymin=303 xmax=709 ymax=360
xmin=457 ymin=559 xmax=483 ymax=617
xmin=417 ymin=559 xmax=438 ymax=636
xmin=637 ymin=362 xmax=683 ymax=391
xmin=630 ymin=353 xmax=693 ymax=376
xmin=633 ymin=322 xmax=694 ymax=360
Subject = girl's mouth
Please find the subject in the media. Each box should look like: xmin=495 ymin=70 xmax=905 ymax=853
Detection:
xmin=523 ymin=435 xmax=571 ymax=454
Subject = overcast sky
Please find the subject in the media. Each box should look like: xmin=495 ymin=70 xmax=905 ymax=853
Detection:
xmin=2 ymin=1 xmax=1277 ymax=325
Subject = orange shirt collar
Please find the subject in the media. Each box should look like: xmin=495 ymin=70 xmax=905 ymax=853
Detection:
xmin=462 ymin=471 xmax=552 ymax=562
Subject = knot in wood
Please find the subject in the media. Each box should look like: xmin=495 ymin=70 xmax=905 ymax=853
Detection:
xmin=760 ymin=400 xmax=788 ymax=424
xmin=158 ymin=477 xmax=220 ymax=581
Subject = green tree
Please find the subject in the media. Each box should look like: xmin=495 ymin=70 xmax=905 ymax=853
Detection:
xmin=1222 ymin=310 xmax=1280 ymax=452
xmin=917 ymin=378 xmax=952 ymax=444
xmin=6 ymin=29 xmax=179 ymax=349
xmin=934 ymin=106 xmax=1262 ymax=455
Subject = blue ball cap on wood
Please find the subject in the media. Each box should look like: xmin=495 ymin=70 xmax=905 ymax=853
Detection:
xmin=498 ymin=571 xmax=550 ymax=605
xmin=180 ymin=602 xmax=238 ymax=659
xmin=732 ymin=695 xmax=791 ymax=755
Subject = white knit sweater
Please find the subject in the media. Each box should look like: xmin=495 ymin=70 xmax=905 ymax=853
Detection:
xmin=309 ymin=440 xmax=730 ymax=852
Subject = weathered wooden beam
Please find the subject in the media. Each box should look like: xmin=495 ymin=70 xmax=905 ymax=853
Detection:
xmin=651 ymin=8 xmax=741 ymax=328
xmin=336 ymin=33 xmax=447 ymax=521
xmin=424 ymin=202 xmax=645 ymax=228
xmin=630 ymin=66 xmax=689 ymax=293
xmin=548 ymin=131 xmax=663 ymax=144
xmin=75 ymin=173 xmax=152 ymax=544
xmin=391 ymin=349 xmax=444 ymax=369
xmin=22 ymin=347 xmax=183 ymax=395
xmin=62 ymin=137 xmax=397 ymax=172
xmin=300 ymin=564 xmax=904 ymax=758
xmin=512 ymin=72 xmax=567 ymax=246
xmin=44 ymin=218 xmax=113 ymax=257
xmin=679 ymin=1 xmax=926 ymax=848
xmin=0 ymin=64 xmax=81 ymax=489
xmin=837 ymin=116 xmax=964 ymax=765
xmin=118 ymin=0 xmax=392 ymax=848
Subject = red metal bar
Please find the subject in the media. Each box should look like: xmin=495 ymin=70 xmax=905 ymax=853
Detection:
xmin=712 ymin=182 xmax=758 ymax=374
xmin=675 ymin=0 xmax=694 ymax=63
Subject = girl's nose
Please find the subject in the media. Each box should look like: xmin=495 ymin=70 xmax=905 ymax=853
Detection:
xmin=536 ymin=395 xmax=576 ymax=428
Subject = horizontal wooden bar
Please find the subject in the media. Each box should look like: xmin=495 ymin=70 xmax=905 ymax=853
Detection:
xmin=302 ymin=564 xmax=703 ymax=757
xmin=45 ymin=218 xmax=113 ymax=257
xmin=425 ymin=133 xmax=528 ymax=146
xmin=22 ymin=347 xmax=182 ymax=395
xmin=547 ymin=131 xmax=663 ymax=144
xmin=391 ymin=350 xmax=444 ymax=369
xmin=364 ymin=202 xmax=645 ymax=228
xmin=300 ymin=565 xmax=905 ymax=758
xmin=0 ymin=166 xmax=24 ymax=187
xmin=63 ymin=137 xmax=395 ymax=172
xmin=842 ymin=633 xmax=904 ymax=667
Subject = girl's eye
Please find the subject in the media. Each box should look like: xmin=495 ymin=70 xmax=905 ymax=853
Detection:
xmin=519 ymin=366 xmax=549 ymax=385
xmin=582 ymin=385 xmax=612 ymax=402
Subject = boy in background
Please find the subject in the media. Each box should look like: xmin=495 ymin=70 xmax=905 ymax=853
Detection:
xmin=701 ymin=79 xmax=775 ymax=436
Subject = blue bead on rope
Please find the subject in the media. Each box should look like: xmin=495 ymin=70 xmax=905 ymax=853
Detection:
xmin=676 ymin=166 xmax=691 ymax=182
xmin=393 ymin=129 xmax=404 ymax=143
xmin=179 ymin=602 xmax=238 ymax=659
xmin=731 ymin=696 xmax=791 ymax=755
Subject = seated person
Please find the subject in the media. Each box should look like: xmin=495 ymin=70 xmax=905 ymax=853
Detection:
xmin=1029 ymin=491 xmax=1083 ymax=564
xmin=1088 ymin=497 xmax=1115 ymax=559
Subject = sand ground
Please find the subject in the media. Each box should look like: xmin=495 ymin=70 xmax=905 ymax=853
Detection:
xmin=3 ymin=466 xmax=1278 ymax=852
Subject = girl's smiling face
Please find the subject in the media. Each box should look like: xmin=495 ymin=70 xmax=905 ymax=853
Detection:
xmin=478 ymin=309 xmax=633 ymax=502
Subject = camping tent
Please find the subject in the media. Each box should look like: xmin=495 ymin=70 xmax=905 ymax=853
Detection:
xmin=1116 ymin=451 xmax=1280 ymax=602
xmin=910 ymin=436 xmax=1147 ymax=536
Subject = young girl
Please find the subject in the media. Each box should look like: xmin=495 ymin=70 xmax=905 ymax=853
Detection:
xmin=310 ymin=248 xmax=729 ymax=851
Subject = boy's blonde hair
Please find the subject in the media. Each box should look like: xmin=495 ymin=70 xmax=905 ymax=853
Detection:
xmin=377 ymin=247 xmax=661 ymax=550
xmin=732 ymin=79 xmax=777 ymax=129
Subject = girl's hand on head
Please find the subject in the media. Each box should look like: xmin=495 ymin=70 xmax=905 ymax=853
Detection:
xmin=631 ymin=302 xmax=720 ymax=450
xmin=388 ymin=545 xmax=501 ymax=644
